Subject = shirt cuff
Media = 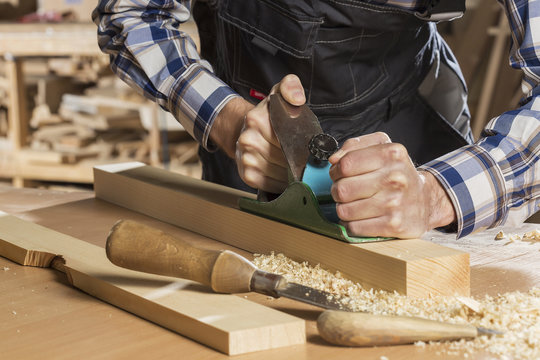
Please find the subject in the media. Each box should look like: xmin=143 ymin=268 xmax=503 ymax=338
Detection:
xmin=168 ymin=64 xmax=240 ymax=151
xmin=418 ymin=144 xmax=506 ymax=239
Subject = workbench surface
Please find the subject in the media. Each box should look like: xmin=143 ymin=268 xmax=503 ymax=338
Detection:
xmin=1 ymin=184 xmax=538 ymax=359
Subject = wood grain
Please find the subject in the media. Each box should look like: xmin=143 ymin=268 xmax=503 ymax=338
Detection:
xmin=94 ymin=163 xmax=470 ymax=297
xmin=0 ymin=213 xmax=305 ymax=355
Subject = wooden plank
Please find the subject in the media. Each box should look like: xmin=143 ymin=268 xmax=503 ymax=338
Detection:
xmin=94 ymin=163 xmax=470 ymax=297
xmin=0 ymin=213 xmax=305 ymax=355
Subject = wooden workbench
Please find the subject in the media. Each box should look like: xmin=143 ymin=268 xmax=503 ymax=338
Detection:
xmin=0 ymin=184 xmax=538 ymax=359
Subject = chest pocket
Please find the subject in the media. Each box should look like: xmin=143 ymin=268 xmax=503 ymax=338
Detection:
xmin=219 ymin=0 xmax=322 ymax=98
xmin=310 ymin=26 xmax=393 ymax=108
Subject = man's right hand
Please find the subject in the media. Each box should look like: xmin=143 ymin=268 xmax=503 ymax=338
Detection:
xmin=211 ymin=74 xmax=306 ymax=193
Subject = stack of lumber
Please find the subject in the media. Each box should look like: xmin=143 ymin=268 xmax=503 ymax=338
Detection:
xmin=25 ymin=77 xmax=150 ymax=166
xmin=22 ymin=75 xmax=201 ymax=178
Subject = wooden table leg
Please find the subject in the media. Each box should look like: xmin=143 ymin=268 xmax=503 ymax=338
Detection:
xmin=5 ymin=56 xmax=29 ymax=187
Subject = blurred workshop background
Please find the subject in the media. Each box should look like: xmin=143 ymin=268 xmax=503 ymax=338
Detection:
xmin=0 ymin=0 xmax=523 ymax=191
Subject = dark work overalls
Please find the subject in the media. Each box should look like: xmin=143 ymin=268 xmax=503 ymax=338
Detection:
xmin=192 ymin=0 xmax=473 ymax=192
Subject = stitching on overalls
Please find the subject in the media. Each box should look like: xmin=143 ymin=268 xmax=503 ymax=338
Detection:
xmin=219 ymin=0 xmax=322 ymax=57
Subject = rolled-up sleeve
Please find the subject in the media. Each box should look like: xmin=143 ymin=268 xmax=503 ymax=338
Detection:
xmin=419 ymin=0 xmax=540 ymax=238
xmin=93 ymin=0 xmax=239 ymax=150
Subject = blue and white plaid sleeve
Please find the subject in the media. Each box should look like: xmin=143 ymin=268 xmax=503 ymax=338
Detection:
xmin=92 ymin=0 xmax=239 ymax=150
xmin=420 ymin=0 xmax=540 ymax=238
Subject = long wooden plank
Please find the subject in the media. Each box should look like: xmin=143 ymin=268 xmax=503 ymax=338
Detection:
xmin=94 ymin=163 xmax=470 ymax=297
xmin=0 ymin=213 xmax=305 ymax=355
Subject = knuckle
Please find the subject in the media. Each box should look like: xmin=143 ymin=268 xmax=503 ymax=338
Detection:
xmin=384 ymin=143 xmax=408 ymax=161
xmin=336 ymin=203 xmax=353 ymax=221
xmin=387 ymin=213 xmax=405 ymax=233
xmin=387 ymin=196 xmax=402 ymax=208
xmin=244 ymin=115 xmax=260 ymax=128
xmin=373 ymin=131 xmax=391 ymax=144
xmin=240 ymin=152 xmax=256 ymax=168
xmin=338 ymin=155 xmax=355 ymax=177
xmin=345 ymin=222 xmax=362 ymax=237
xmin=332 ymin=182 xmax=349 ymax=202
xmin=241 ymin=169 xmax=258 ymax=187
xmin=236 ymin=133 xmax=250 ymax=148
xmin=385 ymin=171 xmax=408 ymax=190
xmin=342 ymin=137 xmax=361 ymax=149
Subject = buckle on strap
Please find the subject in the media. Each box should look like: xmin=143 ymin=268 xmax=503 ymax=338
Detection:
xmin=415 ymin=0 xmax=465 ymax=22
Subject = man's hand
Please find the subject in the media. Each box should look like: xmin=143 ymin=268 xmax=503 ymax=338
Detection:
xmin=235 ymin=74 xmax=306 ymax=193
xmin=328 ymin=133 xmax=457 ymax=238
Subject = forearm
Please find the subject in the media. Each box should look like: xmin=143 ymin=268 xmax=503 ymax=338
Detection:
xmin=93 ymin=0 xmax=239 ymax=150
xmin=419 ymin=103 xmax=540 ymax=238
xmin=416 ymin=0 xmax=540 ymax=238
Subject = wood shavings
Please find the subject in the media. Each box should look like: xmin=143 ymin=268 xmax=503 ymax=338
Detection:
xmin=494 ymin=231 xmax=505 ymax=240
xmin=502 ymin=229 xmax=540 ymax=245
xmin=2 ymin=266 xmax=10 ymax=271
xmin=522 ymin=229 xmax=540 ymax=243
xmin=254 ymin=252 xmax=540 ymax=360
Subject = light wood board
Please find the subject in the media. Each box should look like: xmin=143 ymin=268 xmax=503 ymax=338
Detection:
xmin=0 ymin=213 xmax=305 ymax=355
xmin=94 ymin=162 xmax=470 ymax=297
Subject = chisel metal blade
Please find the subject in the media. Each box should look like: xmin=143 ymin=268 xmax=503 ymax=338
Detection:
xmin=276 ymin=282 xmax=353 ymax=311
xmin=250 ymin=269 xmax=353 ymax=311
xmin=477 ymin=327 xmax=504 ymax=336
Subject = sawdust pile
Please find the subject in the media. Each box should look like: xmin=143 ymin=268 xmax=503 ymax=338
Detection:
xmin=253 ymin=252 xmax=540 ymax=360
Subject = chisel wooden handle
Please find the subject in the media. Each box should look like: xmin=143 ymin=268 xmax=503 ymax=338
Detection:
xmin=106 ymin=220 xmax=257 ymax=293
xmin=317 ymin=310 xmax=478 ymax=347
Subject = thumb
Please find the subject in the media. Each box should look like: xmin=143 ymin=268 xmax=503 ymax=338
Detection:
xmin=273 ymin=74 xmax=305 ymax=106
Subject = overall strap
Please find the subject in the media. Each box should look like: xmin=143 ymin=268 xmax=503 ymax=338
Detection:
xmin=415 ymin=0 xmax=466 ymax=21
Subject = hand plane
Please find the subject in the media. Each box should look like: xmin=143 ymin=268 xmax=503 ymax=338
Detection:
xmin=238 ymin=94 xmax=387 ymax=243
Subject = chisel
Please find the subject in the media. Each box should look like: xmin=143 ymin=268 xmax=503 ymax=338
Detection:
xmin=106 ymin=220 xmax=502 ymax=347
xmin=105 ymin=219 xmax=350 ymax=311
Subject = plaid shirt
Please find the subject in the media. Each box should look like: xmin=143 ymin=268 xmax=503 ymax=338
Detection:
xmin=93 ymin=0 xmax=539 ymax=238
